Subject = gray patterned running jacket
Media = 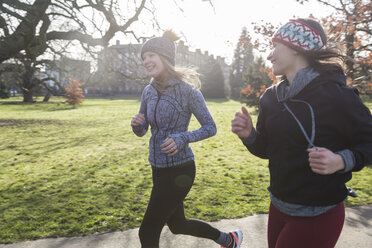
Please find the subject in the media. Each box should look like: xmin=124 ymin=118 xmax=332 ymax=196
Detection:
xmin=132 ymin=78 xmax=217 ymax=168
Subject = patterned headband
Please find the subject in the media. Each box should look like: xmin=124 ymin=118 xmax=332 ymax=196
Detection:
xmin=272 ymin=19 xmax=324 ymax=51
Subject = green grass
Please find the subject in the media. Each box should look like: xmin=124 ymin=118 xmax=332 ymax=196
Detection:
xmin=0 ymin=96 xmax=371 ymax=243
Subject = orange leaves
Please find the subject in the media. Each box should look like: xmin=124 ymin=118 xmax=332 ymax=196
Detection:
xmin=259 ymin=85 xmax=267 ymax=96
xmin=241 ymin=84 xmax=267 ymax=99
xmin=241 ymin=59 xmax=276 ymax=106
xmin=270 ymin=0 xmax=371 ymax=94
xmin=260 ymin=67 xmax=279 ymax=84
xmin=65 ymin=78 xmax=84 ymax=105
xmin=250 ymin=21 xmax=279 ymax=53
xmin=241 ymin=85 xmax=254 ymax=96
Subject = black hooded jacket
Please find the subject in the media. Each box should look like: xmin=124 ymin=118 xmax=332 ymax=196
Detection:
xmin=244 ymin=73 xmax=372 ymax=206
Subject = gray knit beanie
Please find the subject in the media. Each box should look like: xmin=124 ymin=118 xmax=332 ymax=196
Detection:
xmin=140 ymin=30 xmax=179 ymax=66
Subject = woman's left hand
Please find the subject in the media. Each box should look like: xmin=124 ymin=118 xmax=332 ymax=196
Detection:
xmin=307 ymin=147 xmax=345 ymax=175
xmin=161 ymin=137 xmax=178 ymax=156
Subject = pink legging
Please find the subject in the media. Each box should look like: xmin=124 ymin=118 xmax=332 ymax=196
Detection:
xmin=268 ymin=202 xmax=345 ymax=248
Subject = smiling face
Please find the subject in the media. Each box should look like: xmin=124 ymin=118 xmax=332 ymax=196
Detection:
xmin=267 ymin=42 xmax=298 ymax=77
xmin=142 ymin=51 xmax=166 ymax=79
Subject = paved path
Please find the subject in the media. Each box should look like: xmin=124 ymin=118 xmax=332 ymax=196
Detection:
xmin=1 ymin=205 xmax=371 ymax=248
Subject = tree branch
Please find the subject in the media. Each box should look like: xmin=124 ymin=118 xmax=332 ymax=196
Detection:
xmin=0 ymin=5 xmax=27 ymax=21
xmin=0 ymin=0 xmax=51 ymax=63
xmin=120 ymin=0 xmax=146 ymax=32
xmin=356 ymin=27 xmax=372 ymax=36
xmin=0 ymin=15 xmax=9 ymax=36
xmin=2 ymin=0 xmax=31 ymax=11
xmin=45 ymin=30 xmax=107 ymax=46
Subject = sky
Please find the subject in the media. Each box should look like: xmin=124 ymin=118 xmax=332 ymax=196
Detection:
xmin=121 ymin=0 xmax=335 ymax=64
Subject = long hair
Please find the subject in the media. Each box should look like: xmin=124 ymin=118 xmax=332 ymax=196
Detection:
xmin=295 ymin=18 xmax=345 ymax=75
xmin=159 ymin=55 xmax=201 ymax=89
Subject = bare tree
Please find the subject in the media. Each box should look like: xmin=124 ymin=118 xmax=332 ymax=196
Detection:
xmin=0 ymin=0 xmax=149 ymax=63
xmin=0 ymin=0 xmax=150 ymax=102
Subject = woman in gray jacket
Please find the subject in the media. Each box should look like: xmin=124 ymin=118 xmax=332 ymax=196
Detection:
xmin=131 ymin=30 xmax=242 ymax=248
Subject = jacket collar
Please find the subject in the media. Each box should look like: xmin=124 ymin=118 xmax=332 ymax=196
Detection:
xmin=275 ymin=67 xmax=319 ymax=102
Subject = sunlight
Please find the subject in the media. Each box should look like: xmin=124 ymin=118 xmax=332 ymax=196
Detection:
xmin=147 ymin=0 xmax=335 ymax=62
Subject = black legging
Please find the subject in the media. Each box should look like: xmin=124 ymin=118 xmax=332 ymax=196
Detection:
xmin=139 ymin=160 xmax=220 ymax=247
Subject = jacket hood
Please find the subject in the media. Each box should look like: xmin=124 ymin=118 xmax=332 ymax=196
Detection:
xmin=308 ymin=73 xmax=347 ymax=88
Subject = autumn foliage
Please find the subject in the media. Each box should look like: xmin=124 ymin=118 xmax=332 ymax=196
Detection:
xmin=249 ymin=0 xmax=371 ymax=96
xmin=240 ymin=57 xmax=275 ymax=106
xmin=299 ymin=0 xmax=371 ymax=94
xmin=65 ymin=79 xmax=84 ymax=105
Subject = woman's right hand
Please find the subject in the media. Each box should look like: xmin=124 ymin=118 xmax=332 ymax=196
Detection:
xmin=231 ymin=106 xmax=253 ymax=138
xmin=131 ymin=113 xmax=145 ymax=127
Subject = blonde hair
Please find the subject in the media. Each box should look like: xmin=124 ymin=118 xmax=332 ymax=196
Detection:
xmin=160 ymin=56 xmax=201 ymax=89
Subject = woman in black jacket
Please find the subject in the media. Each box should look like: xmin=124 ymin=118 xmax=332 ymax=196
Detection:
xmin=231 ymin=18 xmax=372 ymax=248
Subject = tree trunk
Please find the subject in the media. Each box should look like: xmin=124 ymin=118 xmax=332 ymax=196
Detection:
xmin=22 ymin=61 xmax=36 ymax=103
xmin=43 ymin=92 xmax=51 ymax=102
xmin=23 ymin=89 xmax=33 ymax=102
xmin=345 ymin=33 xmax=355 ymax=81
xmin=22 ymin=73 xmax=34 ymax=103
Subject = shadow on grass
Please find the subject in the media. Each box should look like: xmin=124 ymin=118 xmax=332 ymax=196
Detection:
xmin=0 ymin=119 xmax=69 ymax=127
xmin=0 ymin=101 xmax=111 ymax=111
xmin=45 ymin=105 xmax=78 ymax=111
xmin=0 ymin=103 xmax=76 ymax=112
xmin=0 ymin=118 xmax=104 ymax=130
xmin=0 ymin=160 xmax=152 ymax=243
xmin=0 ymin=136 xmax=92 ymax=167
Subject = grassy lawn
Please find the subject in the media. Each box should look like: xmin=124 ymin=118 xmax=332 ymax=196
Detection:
xmin=0 ymin=96 xmax=371 ymax=243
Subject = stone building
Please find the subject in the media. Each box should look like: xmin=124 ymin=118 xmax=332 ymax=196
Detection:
xmin=44 ymin=57 xmax=90 ymax=91
xmin=93 ymin=39 xmax=230 ymax=96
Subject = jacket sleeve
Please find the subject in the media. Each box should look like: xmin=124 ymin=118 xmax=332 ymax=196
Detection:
xmin=168 ymin=89 xmax=216 ymax=150
xmin=240 ymin=97 xmax=269 ymax=159
xmin=132 ymin=88 xmax=149 ymax=137
xmin=334 ymin=86 xmax=372 ymax=172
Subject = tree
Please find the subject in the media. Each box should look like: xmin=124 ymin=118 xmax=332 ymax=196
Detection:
xmin=200 ymin=58 xmax=225 ymax=98
xmin=0 ymin=0 xmax=148 ymax=64
xmin=251 ymin=0 xmax=372 ymax=95
xmin=241 ymin=57 xmax=275 ymax=106
xmin=229 ymin=27 xmax=254 ymax=99
xmin=65 ymin=79 xmax=84 ymax=106
xmin=0 ymin=0 xmax=213 ymax=102
xmin=297 ymin=0 xmax=372 ymax=95
xmin=0 ymin=0 xmax=148 ymax=102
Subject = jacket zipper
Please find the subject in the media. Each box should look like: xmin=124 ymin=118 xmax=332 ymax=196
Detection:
xmin=153 ymin=89 xmax=161 ymax=165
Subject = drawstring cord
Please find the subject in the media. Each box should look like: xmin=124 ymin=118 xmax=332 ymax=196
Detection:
xmin=282 ymin=97 xmax=358 ymax=198
xmin=283 ymin=99 xmax=316 ymax=148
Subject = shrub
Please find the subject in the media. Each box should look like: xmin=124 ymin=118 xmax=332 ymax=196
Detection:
xmin=65 ymin=79 xmax=84 ymax=105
